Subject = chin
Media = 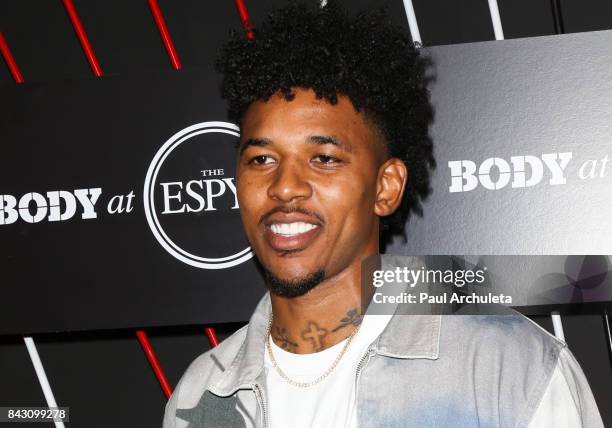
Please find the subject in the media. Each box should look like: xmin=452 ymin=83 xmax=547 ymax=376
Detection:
xmin=263 ymin=267 xmax=326 ymax=299
xmin=267 ymin=265 xmax=313 ymax=282
xmin=259 ymin=249 xmax=313 ymax=272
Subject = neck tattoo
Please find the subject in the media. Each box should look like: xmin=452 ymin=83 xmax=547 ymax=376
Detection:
xmin=265 ymin=311 xmax=363 ymax=388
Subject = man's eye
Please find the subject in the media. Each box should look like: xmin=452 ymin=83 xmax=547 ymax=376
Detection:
xmin=249 ymin=155 xmax=275 ymax=165
xmin=313 ymin=154 xmax=341 ymax=165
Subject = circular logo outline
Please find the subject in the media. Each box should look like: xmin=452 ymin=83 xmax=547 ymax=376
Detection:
xmin=143 ymin=121 xmax=253 ymax=269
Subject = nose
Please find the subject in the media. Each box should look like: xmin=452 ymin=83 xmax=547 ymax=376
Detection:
xmin=267 ymin=161 xmax=313 ymax=203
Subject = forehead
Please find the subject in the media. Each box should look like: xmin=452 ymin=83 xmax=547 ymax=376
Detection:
xmin=240 ymin=88 xmax=383 ymax=152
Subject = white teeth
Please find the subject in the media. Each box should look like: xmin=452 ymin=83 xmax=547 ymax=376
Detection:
xmin=270 ymin=222 xmax=318 ymax=236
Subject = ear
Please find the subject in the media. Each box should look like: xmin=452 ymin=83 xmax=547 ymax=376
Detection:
xmin=374 ymin=158 xmax=408 ymax=217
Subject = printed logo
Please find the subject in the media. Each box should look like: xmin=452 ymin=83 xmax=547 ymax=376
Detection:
xmin=448 ymin=152 xmax=573 ymax=193
xmin=143 ymin=122 xmax=253 ymax=269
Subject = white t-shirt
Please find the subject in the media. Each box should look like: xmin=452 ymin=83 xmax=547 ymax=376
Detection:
xmin=264 ymin=313 xmax=392 ymax=428
xmin=264 ymin=315 xmax=588 ymax=427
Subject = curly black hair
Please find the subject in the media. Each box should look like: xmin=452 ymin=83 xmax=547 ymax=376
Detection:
xmin=216 ymin=0 xmax=435 ymax=250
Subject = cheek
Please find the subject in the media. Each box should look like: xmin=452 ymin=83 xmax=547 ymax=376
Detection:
xmin=317 ymin=174 xmax=377 ymax=226
xmin=236 ymin=177 xmax=261 ymax=225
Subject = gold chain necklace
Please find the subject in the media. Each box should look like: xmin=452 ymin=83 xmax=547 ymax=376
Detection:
xmin=265 ymin=314 xmax=361 ymax=388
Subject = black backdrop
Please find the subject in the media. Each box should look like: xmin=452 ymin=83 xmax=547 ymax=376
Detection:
xmin=0 ymin=69 xmax=268 ymax=334
xmin=1 ymin=0 xmax=612 ymax=426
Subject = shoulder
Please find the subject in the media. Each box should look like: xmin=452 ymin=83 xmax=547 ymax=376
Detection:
xmin=439 ymin=310 xmax=566 ymax=426
xmin=442 ymin=308 xmax=565 ymax=361
xmin=163 ymin=324 xmax=249 ymax=425
xmin=527 ymin=345 xmax=604 ymax=427
xmin=178 ymin=324 xmax=248 ymax=400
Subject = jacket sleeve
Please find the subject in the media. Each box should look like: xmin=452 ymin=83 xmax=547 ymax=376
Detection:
xmin=527 ymin=346 xmax=604 ymax=428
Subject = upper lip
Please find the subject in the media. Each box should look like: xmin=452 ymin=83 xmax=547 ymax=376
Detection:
xmin=263 ymin=212 xmax=323 ymax=227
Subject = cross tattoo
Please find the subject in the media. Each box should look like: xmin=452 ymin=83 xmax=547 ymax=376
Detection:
xmin=301 ymin=321 xmax=329 ymax=351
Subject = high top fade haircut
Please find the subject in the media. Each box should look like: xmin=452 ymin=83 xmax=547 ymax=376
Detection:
xmin=216 ymin=0 xmax=435 ymax=250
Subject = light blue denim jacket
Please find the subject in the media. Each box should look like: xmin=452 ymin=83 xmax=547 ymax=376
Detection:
xmin=163 ymin=292 xmax=602 ymax=427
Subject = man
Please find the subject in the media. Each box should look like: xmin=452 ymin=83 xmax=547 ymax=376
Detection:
xmin=164 ymin=2 xmax=602 ymax=427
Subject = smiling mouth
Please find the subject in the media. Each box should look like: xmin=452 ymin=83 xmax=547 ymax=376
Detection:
xmin=269 ymin=221 xmax=318 ymax=236
xmin=264 ymin=221 xmax=321 ymax=252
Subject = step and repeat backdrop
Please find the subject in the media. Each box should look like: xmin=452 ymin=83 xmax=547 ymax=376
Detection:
xmin=2 ymin=28 xmax=612 ymax=334
xmin=389 ymin=30 xmax=612 ymax=316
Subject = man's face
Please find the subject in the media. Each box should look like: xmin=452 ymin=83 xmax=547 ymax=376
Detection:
xmin=236 ymin=88 xmax=388 ymax=294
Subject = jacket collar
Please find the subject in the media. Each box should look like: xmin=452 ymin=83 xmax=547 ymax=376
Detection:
xmin=374 ymin=254 xmax=441 ymax=359
xmin=209 ymin=293 xmax=271 ymax=396
xmin=211 ymin=282 xmax=442 ymax=396
xmin=375 ymin=309 xmax=441 ymax=360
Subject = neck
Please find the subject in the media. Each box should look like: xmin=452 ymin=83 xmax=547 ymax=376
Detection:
xmin=268 ymin=255 xmax=377 ymax=354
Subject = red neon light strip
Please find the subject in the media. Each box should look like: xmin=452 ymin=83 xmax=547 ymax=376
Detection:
xmin=62 ymin=0 xmax=104 ymax=77
xmin=204 ymin=327 xmax=220 ymax=347
xmin=233 ymin=0 xmax=255 ymax=40
xmin=0 ymin=32 xmax=24 ymax=83
xmin=136 ymin=330 xmax=173 ymax=399
xmin=147 ymin=0 xmax=182 ymax=70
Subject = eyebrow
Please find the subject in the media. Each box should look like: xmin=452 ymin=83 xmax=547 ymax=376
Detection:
xmin=238 ymin=134 xmax=353 ymax=155
xmin=307 ymin=135 xmax=353 ymax=153
xmin=239 ymin=137 xmax=272 ymax=155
